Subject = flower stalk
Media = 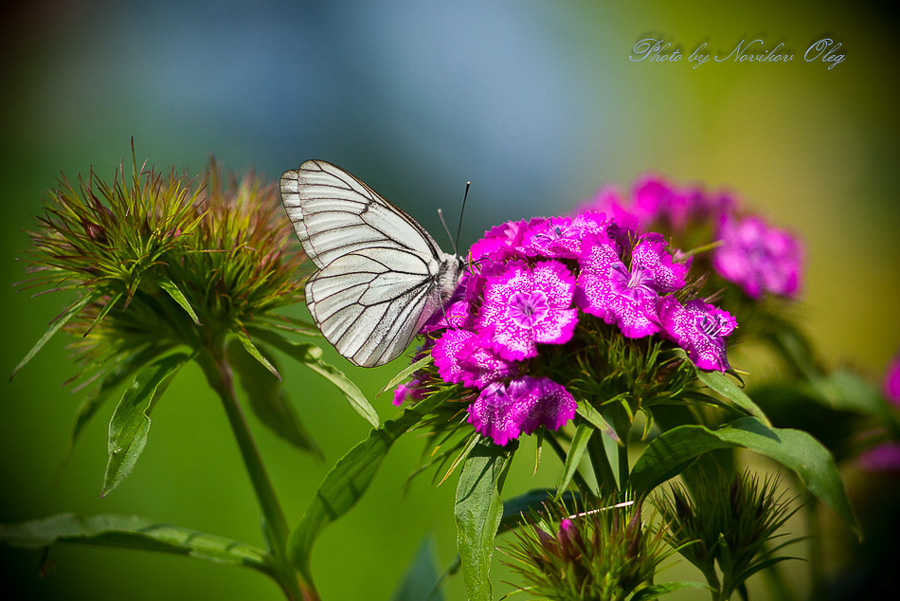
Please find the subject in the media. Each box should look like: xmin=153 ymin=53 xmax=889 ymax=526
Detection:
xmin=195 ymin=341 xmax=315 ymax=601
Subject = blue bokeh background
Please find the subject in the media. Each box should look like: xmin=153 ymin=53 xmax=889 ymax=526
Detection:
xmin=2 ymin=1 xmax=898 ymax=599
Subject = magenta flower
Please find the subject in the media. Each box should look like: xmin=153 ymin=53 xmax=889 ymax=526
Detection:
xmin=884 ymin=352 xmax=900 ymax=407
xmin=521 ymin=214 xmax=606 ymax=259
xmin=421 ymin=297 xmax=473 ymax=333
xmin=712 ymin=214 xmax=803 ymax=299
xmin=393 ymin=379 xmax=425 ymax=407
xmin=468 ymin=383 xmax=523 ymax=446
xmin=432 ymin=329 xmax=476 ymax=385
xmin=432 ymin=330 xmax=517 ymax=389
xmin=467 ymin=376 xmax=576 ymax=446
xmin=511 ymin=376 xmax=578 ymax=436
xmin=576 ymin=231 xmax=687 ymax=338
xmin=633 ymin=175 xmax=709 ymax=232
xmin=858 ymin=442 xmax=900 ymax=473
xmin=478 ymin=260 xmax=578 ymax=360
xmin=469 ymin=220 xmax=528 ymax=261
xmin=580 ymin=185 xmax=645 ymax=233
xmin=658 ymin=297 xmax=737 ymax=371
xmin=633 ymin=175 xmax=677 ymax=222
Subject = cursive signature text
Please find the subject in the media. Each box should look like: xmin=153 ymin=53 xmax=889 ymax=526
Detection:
xmin=630 ymin=36 xmax=845 ymax=70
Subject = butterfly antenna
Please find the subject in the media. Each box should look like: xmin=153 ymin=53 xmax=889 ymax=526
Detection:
xmin=454 ymin=181 xmax=471 ymax=256
xmin=437 ymin=208 xmax=456 ymax=254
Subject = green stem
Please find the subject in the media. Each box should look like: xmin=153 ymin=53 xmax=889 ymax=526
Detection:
xmin=197 ymin=345 xmax=317 ymax=601
xmin=804 ymin=494 xmax=824 ymax=599
xmin=701 ymin=564 xmax=722 ymax=601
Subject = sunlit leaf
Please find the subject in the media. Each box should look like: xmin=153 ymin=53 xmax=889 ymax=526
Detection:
xmin=10 ymin=292 xmax=97 ymax=381
xmin=576 ymin=402 xmax=621 ymax=444
xmin=58 ymin=345 xmax=165 ymax=475
xmin=0 ymin=513 xmax=271 ymax=572
xmin=101 ymin=353 xmax=191 ymax=497
xmin=379 ymin=355 xmax=434 ymax=396
xmin=557 ymin=422 xmax=593 ymax=495
xmin=235 ymin=329 xmax=280 ymax=381
xmin=157 ymin=276 xmax=201 ymax=325
xmin=251 ymin=329 xmax=378 ymax=428
xmin=693 ymin=366 xmax=771 ymax=426
xmin=455 ymin=439 xmax=513 ymax=601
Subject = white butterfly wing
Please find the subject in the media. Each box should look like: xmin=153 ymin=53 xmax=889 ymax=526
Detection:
xmin=281 ymin=160 xmax=460 ymax=367
xmin=281 ymin=160 xmax=444 ymax=268
xmin=306 ymin=246 xmax=451 ymax=367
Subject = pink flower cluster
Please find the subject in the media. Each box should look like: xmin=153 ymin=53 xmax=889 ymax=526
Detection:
xmin=399 ymin=211 xmax=737 ymax=446
xmin=583 ymin=174 xmax=803 ymax=300
xmin=858 ymin=353 xmax=900 ymax=472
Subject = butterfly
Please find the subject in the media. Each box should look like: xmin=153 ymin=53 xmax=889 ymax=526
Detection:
xmin=280 ymin=160 xmax=463 ymax=367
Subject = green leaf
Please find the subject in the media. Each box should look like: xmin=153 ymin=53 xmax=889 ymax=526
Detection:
xmin=227 ymin=339 xmax=321 ymax=458
xmin=630 ymin=417 xmax=859 ymax=535
xmin=10 ymin=292 xmax=97 ymax=381
xmin=455 ymin=439 xmax=513 ymax=601
xmin=812 ymin=369 xmax=897 ymax=420
xmin=629 ymin=581 xmax=709 ymax=601
xmin=288 ymin=391 xmax=448 ymax=583
xmin=86 ymin=290 xmax=124 ymax=335
xmin=59 ymin=345 xmax=165 ymax=475
xmin=379 ymin=355 xmax=434 ymax=396
xmin=252 ymin=330 xmax=378 ymax=428
xmin=158 ymin=276 xmax=201 ymax=325
xmin=235 ymin=329 xmax=280 ymax=380
xmin=576 ymin=402 xmax=621 ymax=443
xmin=694 ymin=367 xmax=771 ymax=426
xmin=557 ymin=422 xmax=593 ymax=495
xmin=0 ymin=513 xmax=271 ymax=572
xmin=101 ymin=353 xmax=191 ymax=497
xmin=390 ymin=536 xmax=445 ymax=601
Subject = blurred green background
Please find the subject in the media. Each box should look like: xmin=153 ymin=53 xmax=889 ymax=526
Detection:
xmin=2 ymin=1 xmax=898 ymax=599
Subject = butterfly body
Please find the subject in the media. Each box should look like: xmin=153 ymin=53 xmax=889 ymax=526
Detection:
xmin=281 ymin=160 xmax=461 ymax=367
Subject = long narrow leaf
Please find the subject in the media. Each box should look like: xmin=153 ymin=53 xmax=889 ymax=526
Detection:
xmin=0 ymin=513 xmax=271 ymax=573
xmin=251 ymin=330 xmax=378 ymax=428
xmin=691 ymin=361 xmax=771 ymax=426
xmin=158 ymin=276 xmax=201 ymax=325
xmin=288 ymin=391 xmax=449 ymax=583
xmin=379 ymin=355 xmax=434 ymax=396
xmin=557 ymin=423 xmax=593 ymax=495
xmin=10 ymin=292 xmax=97 ymax=381
xmin=227 ymin=339 xmax=321 ymax=458
xmin=576 ymin=402 xmax=621 ymax=444
xmin=630 ymin=416 xmax=859 ymax=535
xmin=101 ymin=353 xmax=191 ymax=497
xmin=236 ymin=329 xmax=280 ymax=380
xmin=59 ymin=345 xmax=165 ymax=474
xmin=455 ymin=439 xmax=512 ymax=601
